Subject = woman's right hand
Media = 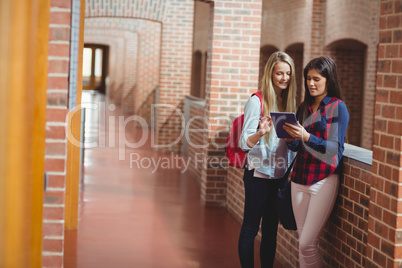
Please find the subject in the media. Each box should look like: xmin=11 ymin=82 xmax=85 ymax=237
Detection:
xmin=283 ymin=122 xmax=310 ymax=142
xmin=246 ymin=116 xmax=273 ymax=148
xmin=258 ymin=115 xmax=273 ymax=135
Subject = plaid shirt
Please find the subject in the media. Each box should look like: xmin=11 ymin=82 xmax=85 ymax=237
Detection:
xmin=287 ymin=96 xmax=349 ymax=185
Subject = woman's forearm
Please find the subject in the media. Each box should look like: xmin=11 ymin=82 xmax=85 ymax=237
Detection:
xmin=246 ymin=132 xmax=264 ymax=148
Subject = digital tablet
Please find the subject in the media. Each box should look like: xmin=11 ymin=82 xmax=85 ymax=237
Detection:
xmin=270 ymin=112 xmax=298 ymax=139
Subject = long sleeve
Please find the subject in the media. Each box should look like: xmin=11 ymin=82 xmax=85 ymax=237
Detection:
xmin=286 ymin=106 xmax=302 ymax=152
xmin=240 ymin=95 xmax=261 ymax=151
xmin=240 ymin=95 xmax=296 ymax=178
xmin=305 ymin=101 xmax=349 ymax=159
xmin=286 ymin=139 xmax=300 ymax=152
xmin=290 ymin=97 xmax=350 ymax=185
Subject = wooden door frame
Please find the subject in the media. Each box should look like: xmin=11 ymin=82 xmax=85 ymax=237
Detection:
xmin=65 ymin=0 xmax=86 ymax=230
xmin=0 ymin=0 xmax=50 ymax=266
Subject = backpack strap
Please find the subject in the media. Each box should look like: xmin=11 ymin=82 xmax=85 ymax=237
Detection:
xmin=251 ymin=91 xmax=264 ymax=117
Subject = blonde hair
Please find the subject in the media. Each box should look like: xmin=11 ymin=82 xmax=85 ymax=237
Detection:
xmin=260 ymin=51 xmax=297 ymax=146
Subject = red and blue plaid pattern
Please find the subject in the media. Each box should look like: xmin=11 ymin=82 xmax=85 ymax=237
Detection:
xmin=289 ymin=96 xmax=349 ymax=185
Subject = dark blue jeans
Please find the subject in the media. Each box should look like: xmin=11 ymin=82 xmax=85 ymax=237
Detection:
xmin=238 ymin=168 xmax=281 ymax=268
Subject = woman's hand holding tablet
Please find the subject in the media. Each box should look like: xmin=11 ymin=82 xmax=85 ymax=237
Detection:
xmin=270 ymin=112 xmax=298 ymax=139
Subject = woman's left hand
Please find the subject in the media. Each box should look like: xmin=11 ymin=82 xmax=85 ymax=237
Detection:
xmin=283 ymin=122 xmax=310 ymax=142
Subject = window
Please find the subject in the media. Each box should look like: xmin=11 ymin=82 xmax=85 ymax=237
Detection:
xmin=82 ymin=44 xmax=108 ymax=92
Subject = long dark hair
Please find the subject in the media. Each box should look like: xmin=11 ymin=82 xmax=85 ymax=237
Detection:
xmin=297 ymin=56 xmax=343 ymax=123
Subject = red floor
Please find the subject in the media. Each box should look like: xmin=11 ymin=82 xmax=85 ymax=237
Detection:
xmin=64 ymin=91 xmax=283 ymax=268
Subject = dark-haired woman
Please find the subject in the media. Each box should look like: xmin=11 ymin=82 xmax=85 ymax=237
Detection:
xmin=283 ymin=56 xmax=349 ymax=268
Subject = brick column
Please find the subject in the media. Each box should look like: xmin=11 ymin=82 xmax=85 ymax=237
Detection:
xmin=310 ymin=0 xmax=326 ymax=59
xmin=42 ymin=0 xmax=72 ymax=266
xmin=301 ymin=0 xmax=326 ymax=102
xmin=201 ymin=0 xmax=262 ymax=206
xmin=156 ymin=0 xmax=194 ymax=152
xmin=367 ymin=1 xmax=402 ymax=267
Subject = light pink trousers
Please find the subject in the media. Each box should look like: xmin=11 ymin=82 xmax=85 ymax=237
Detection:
xmin=291 ymin=174 xmax=339 ymax=268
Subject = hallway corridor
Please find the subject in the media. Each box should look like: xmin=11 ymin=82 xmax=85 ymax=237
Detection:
xmin=64 ymin=91 xmax=281 ymax=268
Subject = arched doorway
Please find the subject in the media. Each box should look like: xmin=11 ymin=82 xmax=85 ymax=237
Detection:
xmin=326 ymin=39 xmax=367 ymax=147
xmin=258 ymin=45 xmax=279 ymax=86
xmin=191 ymin=50 xmax=203 ymax=98
xmin=285 ymin=43 xmax=304 ymax=106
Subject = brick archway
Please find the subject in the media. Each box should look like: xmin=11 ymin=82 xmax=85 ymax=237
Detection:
xmin=327 ymin=39 xmax=367 ymax=147
xmin=258 ymin=45 xmax=279 ymax=85
xmin=85 ymin=0 xmax=195 ymax=151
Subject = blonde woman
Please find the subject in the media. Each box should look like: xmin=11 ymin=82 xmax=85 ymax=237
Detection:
xmin=238 ymin=51 xmax=297 ymax=268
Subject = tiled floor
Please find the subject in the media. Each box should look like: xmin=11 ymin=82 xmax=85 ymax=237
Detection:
xmin=64 ymin=91 xmax=283 ymax=268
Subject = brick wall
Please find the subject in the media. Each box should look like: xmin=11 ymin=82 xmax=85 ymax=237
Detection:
xmin=328 ymin=45 xmax=366 ymax=147
xmin=84 ymin=18 xmax=161 ymax=125
xmin=84 ymin=25 xmax=138 ymax=114
xmin=261 ymin=0 xmax=308 ymax=51
xmin=200 ymin=0 xmax=263 ymax=206
xmin=122 ymin=32 xmax=137 ymax=115
xmin=134 ymin=21 xmax=161 ymax=124
xmin=222 ymin=0 xmax=393 ymax=267
xmin=84 ymin=26 xmax=126 ymax=105
xmin=366 ymin=0 xmax=402 ymax=266
xmin=285 ymin=44 xmax=304 ymax=106
xmin=325 ymin=0 xmax=380 ymax=150
xmin=186 ymin=100 xmax=207 ymax=184
xmin=41 ymin=3 xmax=166 ymax=266
xmin=85 ymin=0 xmax=192 ymax=150
xmin=156 ymin=0 xmax=194 ymax=152
xmin=360 ymin=0 xmax=382 ymax=151
xmin=258 ymin=0 xmax=379 ymax=149
xmin=226 ymin=167 xmax=247 ymax=223
xmin=258 ymin=45 xmax=278 ymax=85
xmin=259 ymin=0 xmax=308 ymax=105
xmin=310 ymin=0 xmax=326 ymax=58
xmin=42 ymin=0 xmax=72 ymax=266
xmin=227 ymin=153 xmax=373 ymax=267
xmin=86 ymin=0 xmax=165 ymax=21
xmin=319 ymin=157 xmax=371 ymax=267
xmin=41 ymin=0 xmax=399 ymax=266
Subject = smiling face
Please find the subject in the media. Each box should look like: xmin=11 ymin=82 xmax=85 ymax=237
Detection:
xmin=272 ymin=62 xmax=291 ymax=93
xmin=306 ymin=68 xmax=328 ymax=101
